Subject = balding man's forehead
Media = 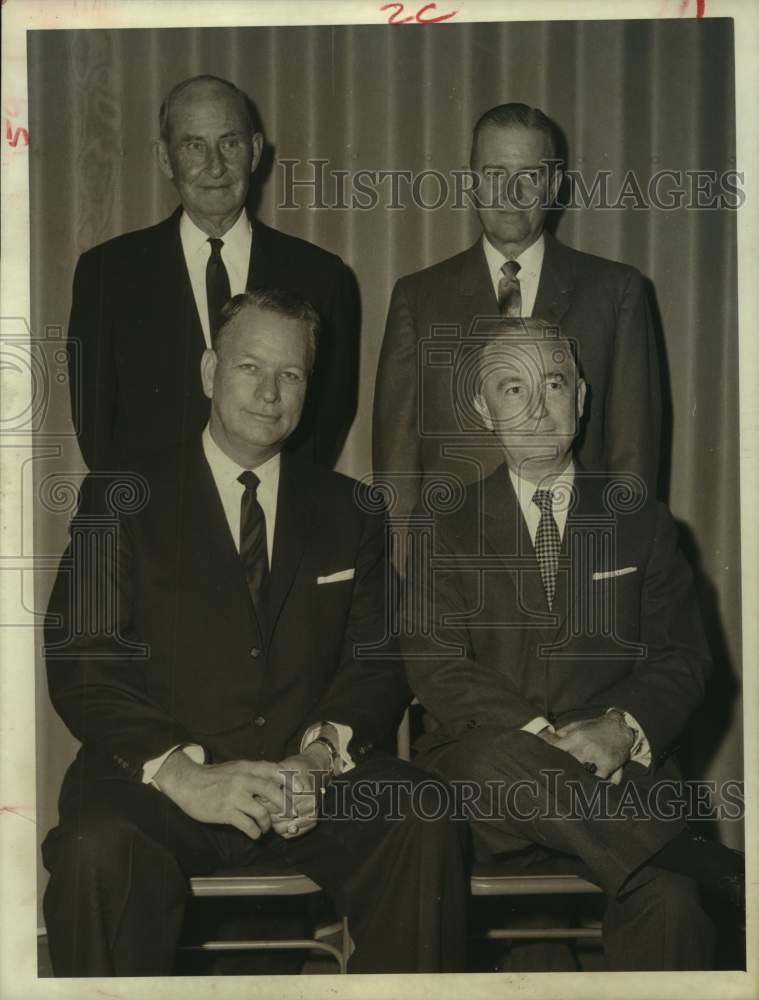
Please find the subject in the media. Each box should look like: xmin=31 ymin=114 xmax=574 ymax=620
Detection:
xmin=478 ymin=338 xmax=578 ymax=385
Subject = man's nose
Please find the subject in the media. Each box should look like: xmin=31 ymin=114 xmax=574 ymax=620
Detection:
xmin=206 ymin=143 xmax=226 ymax=177
xmin=533 ymin=388 xmax=550 ymax=423
xmin=255 ymin=372 xmax=280 ymax=403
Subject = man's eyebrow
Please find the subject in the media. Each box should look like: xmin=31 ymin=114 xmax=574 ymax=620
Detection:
xmin=178 ymin=129 xmax=246 ymax=141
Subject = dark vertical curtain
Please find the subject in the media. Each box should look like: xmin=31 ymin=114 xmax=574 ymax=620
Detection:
xmin=29 ymin=18 xmax=741 ymax=919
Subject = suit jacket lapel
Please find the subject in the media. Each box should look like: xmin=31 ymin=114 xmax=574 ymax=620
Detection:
xmin=550 ymin=469 xmax=606 ymax=642
xmin=248 ymin=218 xmax=279 ymax=289
xmin=481 ymin=467 xmax=553 ymax=629
xmin=533 ymin=231 xmax=574 ymax=327
xmin=267 ymin=454 xmax=316 ymax=636
xmin=180 ymin=442 xmax=256 ymax=634
xmin=162 ymin=207 xmax=206 ymax=359
xmin=459 ymin=240 xmax=500 ymax=326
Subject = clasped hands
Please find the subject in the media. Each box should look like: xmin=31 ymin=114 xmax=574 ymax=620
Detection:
xmin=536 ymin=710 xmax=636 ymax=785
xmin=154 ymin=743 xmax=333 ymax=841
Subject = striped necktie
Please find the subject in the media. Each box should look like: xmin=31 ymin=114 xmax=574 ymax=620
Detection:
xmin=238 ymin=470 xmax=269 ymax=635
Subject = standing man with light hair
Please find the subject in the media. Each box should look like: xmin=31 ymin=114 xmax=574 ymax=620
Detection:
xmin=69 ymin=74 xmax=358 ymax=478
xmin=373 ymin=103 xmax=662 ymax=517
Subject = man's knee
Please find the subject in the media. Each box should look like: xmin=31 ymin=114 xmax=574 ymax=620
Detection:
xmin=43 ymin=783 xmax=179 ymax=886
xmin=607 ymin=868 xmax=716 ymax=969
xmin=621 ymin=869 xmax=715 ymax=948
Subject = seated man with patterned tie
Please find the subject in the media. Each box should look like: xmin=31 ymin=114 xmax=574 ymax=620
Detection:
xmin=401 ymin=318 xmax=743 ymax=971
xmin=42 ymin=288 xmax=467 ymax=977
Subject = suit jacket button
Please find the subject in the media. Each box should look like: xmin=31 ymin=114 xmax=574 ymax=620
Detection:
xmin=249 ymin=647 xmax=262 ymax=658
xmin=253 ymin=716 xmax=266 ymax=727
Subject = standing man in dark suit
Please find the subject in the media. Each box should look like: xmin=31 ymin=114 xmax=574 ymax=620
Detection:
xmin=43 ymin=289 xmax=467 ymax=977
xmin=402 ymin=320 xmax=742 ymax=970
xmin=373 ymin=103 xmax=661 ymax=518
xmin=68 ymin=74 xmax=358 ymax=474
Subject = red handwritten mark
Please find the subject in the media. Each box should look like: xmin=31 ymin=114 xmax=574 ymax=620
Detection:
xmin=380 ymin=2 xmax=457 ymax=25
xmin=676 ymin=0 xmax=706 ymax=15
xmin=5 ymin=119 xmax=29 ymax=147
xmin=415 ymin=3 xmax=458 ymax=23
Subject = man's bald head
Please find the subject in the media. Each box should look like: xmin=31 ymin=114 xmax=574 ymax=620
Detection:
xmin=159 ymin=75 xmax=256 ymax=143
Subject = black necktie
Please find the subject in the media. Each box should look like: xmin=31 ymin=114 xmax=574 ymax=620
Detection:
xmin=238 ymin=471 xmax=269 ymax=635
xmin=498 ymin=259 xmax=522 ymax=316
xmin=206 ymin=237 xmax=231 ymax=337
xmin=532 ymin=488 xmax=561 ymax=609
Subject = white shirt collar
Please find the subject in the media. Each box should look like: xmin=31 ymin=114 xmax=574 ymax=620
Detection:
xmin=180 ymin=208 xmax=252 ymax=258
xmin=202 ymin=424 xmax=280 ymax=494
xmin=482 ymin=231 xmax=545 ymax=290
xmin=508 ymin=459 xmax=575 ymax=542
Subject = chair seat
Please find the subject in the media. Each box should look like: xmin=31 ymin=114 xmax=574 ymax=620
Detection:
xmin=471 ymin=858 xmax=603 ymax=897
xmin=189 ymin=869 xmax=323 ymax=897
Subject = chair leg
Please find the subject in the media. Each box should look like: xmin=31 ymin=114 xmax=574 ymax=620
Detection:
xmin=339 ymin=916 xmax=351 ymax=974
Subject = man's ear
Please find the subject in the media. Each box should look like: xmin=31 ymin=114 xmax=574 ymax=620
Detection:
xmin=474 ymin=392 xmax=494 ymax=431
xmin=576 ymin=377 xmax=587 ymax=422
xmin=154 ymin=140 xmax=174 ymax=181
xmin=200 ymin=348 xmax=218 ymax=401
xmin=249 ymin=133 xmax=264 ymax=175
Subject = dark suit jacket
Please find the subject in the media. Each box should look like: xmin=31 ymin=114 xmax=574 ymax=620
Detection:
xmin=402 ymin=466 xmax=710 ymax=773
xmin=373 ymin=233 xmax=662 ymax=515
xmin=68 ymin=209 xmax=359 ymax=473
xmin=45 ymin=446 xmax=409 ymax=780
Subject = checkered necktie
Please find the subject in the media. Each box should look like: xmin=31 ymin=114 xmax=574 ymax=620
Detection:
xmin=238 ymin=471 xmax=269 ymax=633
xmin=532 ymin=488 xmax=560 ymax=609
xmin=498 ymin=260 xmax=522 ymax=316
xmin=206 ymin=237 xmax=231 ymax=337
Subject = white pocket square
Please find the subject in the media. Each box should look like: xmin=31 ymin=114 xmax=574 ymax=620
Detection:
xmin=592 ymin=566 xmax=637 ymax=581
xmin=317 ymin=568 xmax=355 ymax=584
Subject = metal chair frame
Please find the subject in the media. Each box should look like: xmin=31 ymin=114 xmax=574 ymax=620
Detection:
xmin=183 ymin=712 xmax=603 ymax=973
xmin=184 ymin=872 xmax=351 ymax=973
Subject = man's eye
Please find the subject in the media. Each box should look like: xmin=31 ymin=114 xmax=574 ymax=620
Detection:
xmin=221 ymin=138 xmax=242 ymax=152
xmin=505 ymin=386 xmax=522 ymax=395
xmin=185 ymin=141 xmax=206 ymax=153
xmin=279 ymin=371 xmax=304 ymax=383
xmin=239 ymin=363 xmax=258 ymax=372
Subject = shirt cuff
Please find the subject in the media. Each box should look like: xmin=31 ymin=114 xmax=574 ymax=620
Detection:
xmin=142 ymin=744 xmax=205 ymax=785
xmin=522 ymin=716 xmax=555 ymax=736
xmin=607 ymin=708 xmax=651 ymax=767
xmin=301 ymin=722 xmax=355 ymax=774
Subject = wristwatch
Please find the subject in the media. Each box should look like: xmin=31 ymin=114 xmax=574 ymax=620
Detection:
xmin=307 ymin=735 xmax=341 ymax=778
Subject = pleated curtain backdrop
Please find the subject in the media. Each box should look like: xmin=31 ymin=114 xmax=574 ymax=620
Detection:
xmin=29 ymin=18 xmax=742 ymax=918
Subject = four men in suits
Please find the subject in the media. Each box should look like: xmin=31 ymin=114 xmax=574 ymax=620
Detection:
xmin=401 ymin=320 xmax=741 ymax=969
xmin=44 ymin=289 xmax=467 ymax=976
xmin=47 ymin=86 xmax=740 ymax=975
xmin=373 ymin=103 xmax=662 ymax=517
xmin=68 ymin=75 xmax=358 ymax=474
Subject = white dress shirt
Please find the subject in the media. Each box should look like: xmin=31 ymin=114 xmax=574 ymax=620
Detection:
xmin=507 ymin=463 xmax=651 ymax=767
xmin=202 ymin=425 xmax=279 ymax=563
xmin=144 ymin=427 xmax=354 ymax=785
xmin=483 ymin=232 xmax=545 ymax=316
xmin=179 ymin=209 xmax=253 ymax=347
